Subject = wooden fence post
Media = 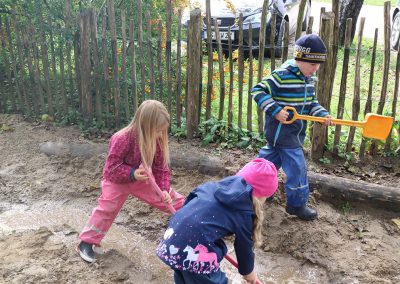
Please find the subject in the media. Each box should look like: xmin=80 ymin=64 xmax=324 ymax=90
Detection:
xmin=186 ymin=8 xmax=202 ymax=139
xmin=101 ymin=13 xmax=111 ymax=127
xmin=269 ymin=13 xmax=276 ymax=71
xmin=359 ymin=29 xmax=378 ymax=157
xmin=90 ymin=9 xmax=102 ymax=123
xmin=311 ymin=13 xmax=333 ymax=161
xmin=5 ymin=18 xmax=20 ymax=112
xmin=157 ymin=20 xmax=164 ymax=102
xmin=246 ymin=23 xmax=254 ymax=132
xmin=65 ymin=0 xmax=74 ymax=101
xmin=346 ymin=17 xmax=364 ymax=153
xmin=227 ymin=27 xmax=234 ymax=126
xmin=205 ymin=0 xmax=213 ymax=121
xmin=108 ymin=0 xmax=121 ymax=127
xmin=137 ymin=0 xmax=146 ymax=99
xmin=306 ymin=16 xmax=313 ymax=34
xmin=237 ymin=13 xmax=244 ymax=128
xmin=145 ymin=12 xmax=155 ymax=98
xmin=166 ymin=0 xmax=173 ymax=114
xmin=282 ymin=20 xmax=289 ymax=62
xmin=333 ymin=18 xmax=352 ymax=154
xmin=175 ymin=10 xmax=183 ymax=127
xmin=257 ymin=0 xmax=269 ymax=133
xmin=295 ymin=0 xmax=307 ymax=41
xmin=79 ymin=10 xmax=92 ymax=126
xmin=129 ymin=20 xmax=138 ymax=114
xmin=215 ymin=19 xmax=225 ymax=121
xmin=121 ymin=10 xmax=130 ymax=121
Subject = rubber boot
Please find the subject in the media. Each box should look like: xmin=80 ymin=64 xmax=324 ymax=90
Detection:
xmin=77 ymin=241 xmax=96 ymax=263
xmin=286 ymin=205 xmax=317 ymax=221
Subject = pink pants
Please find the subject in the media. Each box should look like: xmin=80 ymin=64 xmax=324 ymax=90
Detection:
xmin=79 ymin=179 xmax=185 ymax=245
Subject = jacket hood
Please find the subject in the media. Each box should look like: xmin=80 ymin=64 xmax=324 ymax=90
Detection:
xmin=214 ymin=176 xmax=254 ymax=212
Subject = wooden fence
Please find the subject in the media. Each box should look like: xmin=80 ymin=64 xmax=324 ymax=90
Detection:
xmin=0 ymin=0 xmax=398 ymax=160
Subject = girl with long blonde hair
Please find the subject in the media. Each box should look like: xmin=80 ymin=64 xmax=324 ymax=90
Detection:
xmin=78 ymin=100 xmax=185 ymax=263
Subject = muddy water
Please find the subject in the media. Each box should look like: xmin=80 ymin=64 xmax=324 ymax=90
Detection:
xmin=0 ymin=201 xmax=329 ymax=283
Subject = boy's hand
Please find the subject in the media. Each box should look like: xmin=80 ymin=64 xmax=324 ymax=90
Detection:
xmin=324 ymin=114 xmax=335 ymax=126
xmin=161 ymin=191 xmax=172 ymax=204
xmin=275 ymin=109 xmax=289 ymax=123
xmin=134 ymin=167 xmax=149 ymax=181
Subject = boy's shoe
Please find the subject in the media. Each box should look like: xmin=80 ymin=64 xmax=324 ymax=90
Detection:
xmin=286 ymin=205 xmax=317 ymax=221
xmin=77 ymin=241 xmax=96 ymax=263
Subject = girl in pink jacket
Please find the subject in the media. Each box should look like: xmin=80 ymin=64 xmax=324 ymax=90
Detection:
xmin=78 ymin=100 xmax=185 ymax=263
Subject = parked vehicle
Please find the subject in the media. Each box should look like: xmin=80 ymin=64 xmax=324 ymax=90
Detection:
xmin=391 ymin=0 xmax=400 ymax=50
xmin=181 ymin=0 xmax=311 ymax=57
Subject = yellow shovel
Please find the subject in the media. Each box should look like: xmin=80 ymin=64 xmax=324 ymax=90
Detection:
xmin=281 ymin=106 xmax=394 ymax=140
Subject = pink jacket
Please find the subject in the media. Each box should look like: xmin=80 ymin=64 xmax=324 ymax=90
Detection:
xmin=102 ymin=129 xmax=170 ymax=190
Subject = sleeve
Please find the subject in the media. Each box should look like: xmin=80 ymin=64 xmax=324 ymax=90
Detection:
xmin=102 ymin=133 xmax=135 ymax=183
xmin=309 ymin=95 xmax=329 ymax=117
xmin=152 ymin=142 xmax=171 ymax=191
xmin=233 ymin=215 xmax=255 ymax=276
xmin=251 ymin=75 xmax=282 ymax=117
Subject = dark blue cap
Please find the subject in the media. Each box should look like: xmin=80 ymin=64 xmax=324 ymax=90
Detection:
xmin=294 ymin=34 xmax=327 ymax=63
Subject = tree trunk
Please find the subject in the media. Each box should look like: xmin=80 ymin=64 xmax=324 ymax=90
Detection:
xmin=339 ymin=0 xmax=364 ymax=46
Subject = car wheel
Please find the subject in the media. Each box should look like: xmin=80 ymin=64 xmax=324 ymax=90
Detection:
xmin=391 ymin=12 xmax=400 ymax=50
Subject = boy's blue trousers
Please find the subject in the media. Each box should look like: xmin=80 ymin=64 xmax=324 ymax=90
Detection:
xmin=258 ymin=145 xmax=309 ymax=207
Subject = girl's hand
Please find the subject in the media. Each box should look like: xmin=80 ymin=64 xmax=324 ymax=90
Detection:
xmin=324 ymin=114 xmax=335 ymax=126
xmin=161 ymin=191 xmax=172 ymax=204
xmin=243 ymin=270 xmax=260 ymax=284
xmin=134 ymin=167 xmax=149 ymax=181
xmin=275 ymin=109 xmax=289 ymax=123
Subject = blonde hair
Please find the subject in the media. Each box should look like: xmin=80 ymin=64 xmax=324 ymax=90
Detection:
xmin=252 ymin=197 xmax=265 ymax=247
xmin=122 ymin=100 xmax=170 ymax=168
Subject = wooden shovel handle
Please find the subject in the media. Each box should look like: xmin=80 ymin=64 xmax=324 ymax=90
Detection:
xmin=281 ymin=106 xmax=365 ymax=127
xmin=144 ymin=167 xmax=176 ymax=213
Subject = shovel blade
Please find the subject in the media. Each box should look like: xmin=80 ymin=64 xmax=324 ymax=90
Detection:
xmin=362 ymin=114 xmax=394 ymax=140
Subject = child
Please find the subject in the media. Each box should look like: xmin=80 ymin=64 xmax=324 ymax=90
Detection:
xmin=78 ymin=100 xmax=185 ymax=263
xmin=251 ymin=34 xmax=333 ymax=221
xmin=156 ymin=158 xmax=278 ymax=284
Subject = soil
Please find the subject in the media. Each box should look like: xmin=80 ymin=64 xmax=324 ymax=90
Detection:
xmin=1 ymin=113 xmax=400 ymax=284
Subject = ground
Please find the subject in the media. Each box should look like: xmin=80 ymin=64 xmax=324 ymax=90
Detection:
xmin=0 ymin=114 xmax=399 ymax=284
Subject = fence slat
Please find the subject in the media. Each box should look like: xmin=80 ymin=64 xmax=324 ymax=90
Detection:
xmin=246 ymin=23 xmax=253 ymax=132
xmin=137 ymin=0 xmax=146 ymax=98
xmin=146 ymin=12 xmax=155 ymax=98
xmin=270 ymin=13 xmax=276 ymax=71
xmin=22 ymin=27 xmax=38 ymax=114
xmin=129 ymin=20 xmax=138 ymax=114
xmin=107 ymin=0 xmax=121 ymax=126
xmin=228 ymin=27 xmax=234 ymax=126
xmin=5 ymin=18 xmax=20 ymax=112
xmin=282 ymin=20 xmax=289 ymax=62
xmin=257 ymin=0 xmax=269 ymax=133
xmin=90 ymin=9 xmax=102 ymax=123
xmin=121 ymin=10 xmax=130 ymax=120
xmin=175 ymin=11 xmax=183 ymax=127
xmin=186 ymin=8 xmax=202 ymax=139
xmin=333 ymin=18 xmax=352 ymax=154
xmin=306 ymin=16 xmax=314 ymax=34
xmin=295 ymin=0 xmax=307 ymax=41
xmin=157 ymin=20 xmax=164 ymax=102
xmin=237 ymin=13 xmax=244 ymax=128
xmin=101 ymin=13 xmax=111 ymax=127
xmin=215 ymin=19 xmax=225 ymax=121
xmin=359 ymin=28 xmax=378 ymax=157
xmin=166 ymin=0 xmax=173 ymax=114
xmin=0 ymin=16 xmax=14 ymax=112
xmin=205 ymin=0 xmax=213 ymax=121
xmin=58 ymin=25 xmax=68 ymax=114
xmin=311 ymin=13 xmax=333 ymax=161
xmin=346 ymin=17 xmax=365 ymax=153
xmin=65 ymin=0 xmax=74 ymax=100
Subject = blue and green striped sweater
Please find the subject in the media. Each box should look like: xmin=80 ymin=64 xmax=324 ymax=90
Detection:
xmin=251 ymin=59 xmax=329 ymax=148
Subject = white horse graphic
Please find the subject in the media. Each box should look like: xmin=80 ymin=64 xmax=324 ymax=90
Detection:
xmin=182 ymin=245 xmax=199 ymax=270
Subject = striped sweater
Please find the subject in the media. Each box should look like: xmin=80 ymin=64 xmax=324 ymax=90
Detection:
xmin=251 ymin=59 xmax=329 ymax=148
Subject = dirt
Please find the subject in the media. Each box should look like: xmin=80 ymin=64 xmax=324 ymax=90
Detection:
xmin=1 ymin=113 xmax=400 ymax=284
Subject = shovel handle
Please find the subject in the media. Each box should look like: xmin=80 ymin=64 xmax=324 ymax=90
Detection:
xmin=281 ymin=106 xmax=365 ymax=127
xmin=224 ymin=255 xmax=262 ymax=284
xmin=143 ymin=167 xmax=176 ymax=214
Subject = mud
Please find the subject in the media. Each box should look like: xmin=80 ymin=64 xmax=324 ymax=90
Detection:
xmin=0 ymin=114 xmax=399 ymax=283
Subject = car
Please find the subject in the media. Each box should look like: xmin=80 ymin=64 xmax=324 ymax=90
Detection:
xmin=181 ymin=0 xmax=312 ymax=57
xmin=391 ymin=0 xmax=400 ymax=50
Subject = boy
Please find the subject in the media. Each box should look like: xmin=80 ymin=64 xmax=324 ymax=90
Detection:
xmin=251 ymin=34 xmax=333 ymax=221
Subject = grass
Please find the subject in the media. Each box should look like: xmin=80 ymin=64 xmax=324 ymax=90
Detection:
xmin=315 ymin=0 xmax=397 ymax=6
xmin=197 ymin=38 xmax=400 ymax=154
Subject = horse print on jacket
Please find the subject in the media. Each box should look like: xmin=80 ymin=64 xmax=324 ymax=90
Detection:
xmin=156 ymin=228 xmax=220 ymax=274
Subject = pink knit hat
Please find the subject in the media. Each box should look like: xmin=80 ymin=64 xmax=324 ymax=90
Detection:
xmin=236 ymin=158 xmax=278 ymax=198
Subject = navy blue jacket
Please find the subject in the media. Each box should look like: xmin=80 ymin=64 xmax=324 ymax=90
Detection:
xmin=156 ymin=176 xmax=255 ymax=275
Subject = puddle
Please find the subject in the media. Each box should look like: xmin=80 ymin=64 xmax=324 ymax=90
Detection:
xmin=0 ymin=201 xmax=330 ymax=283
